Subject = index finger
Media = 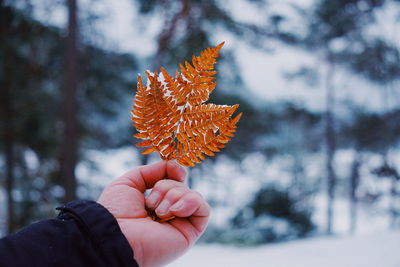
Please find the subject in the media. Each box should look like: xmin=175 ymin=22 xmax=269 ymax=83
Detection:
xmin=111 ymin=160 xmax=187 ymax=192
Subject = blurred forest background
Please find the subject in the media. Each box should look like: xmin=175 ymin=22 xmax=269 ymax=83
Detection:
xmin=0 ymin=0 xmax=399 ymax=246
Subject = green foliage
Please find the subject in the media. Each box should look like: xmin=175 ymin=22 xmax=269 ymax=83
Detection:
xmin=202 ymin=185 xmax=316 ymax=245
xmin=210 ymin=93 xmax=323 ymax=160
xmin=340 ymin=109 xmax=400 ymax=152
xmin=0 ymin=5 xmax=61 ymax=159
xmin=0 ymin=5 xmax=137 ymax=229
xmin=209 ymin=93 xmax=276 ymax=159
xmin=136 ymin=0 xmax=158 ymax=13
xmin=231 ymin=186 xmax=315 ymax=244
xmin=297 ymin=0 xmax=400 ymax=88
xmin=311 ymin=0 xmax=385 ymax=42
xmin=79 ymin=46 xmax=137 ymax=149
xmin=134 ymin=0 xmax=274 ymax=69
xmin=343 ymin=39 xmax=400 ymax=83
xmin=372 ymin=163 xmax=400 ymax=180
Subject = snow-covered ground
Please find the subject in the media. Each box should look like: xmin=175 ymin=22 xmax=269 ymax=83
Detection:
xmin=168 ymin=231 xmax=400 ymax=267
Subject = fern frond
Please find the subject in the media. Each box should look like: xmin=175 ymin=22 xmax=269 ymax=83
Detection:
xmin=132 ymin=42 xmax=242 ymax=167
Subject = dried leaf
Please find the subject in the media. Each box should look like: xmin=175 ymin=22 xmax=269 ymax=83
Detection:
xmin=132 ymin=42 xmax=242 ymax=167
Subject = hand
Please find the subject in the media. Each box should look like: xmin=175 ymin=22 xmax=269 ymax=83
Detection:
xmin=98 ymin=160 xmax=211 ymax=267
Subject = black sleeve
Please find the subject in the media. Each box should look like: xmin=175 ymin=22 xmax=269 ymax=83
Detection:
xmin=0 ymin=200 xmax=139 ymax=267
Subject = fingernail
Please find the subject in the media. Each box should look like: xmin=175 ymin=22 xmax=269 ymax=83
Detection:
xmin=146 ymin=191 xmax=160 ymax=208
xmin=171 ymin=159 xmax=180 ymax=166
xmin=171 ymin=160 xmax=188 ymax=180
xmin=169 ymin=199 xmax=185 ymax=211
xmin=156 ymin=200 xmax=170 ymax=215
xmin=170 ymin=159 xmax=184 ymax=169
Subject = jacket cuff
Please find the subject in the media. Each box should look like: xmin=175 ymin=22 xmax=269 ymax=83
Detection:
xmin=57 ymin=200 xmax=138 ymax=267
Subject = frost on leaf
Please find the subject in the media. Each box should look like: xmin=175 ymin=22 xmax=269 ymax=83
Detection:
xmin=131 ymin=42 xmax=242 ymax=167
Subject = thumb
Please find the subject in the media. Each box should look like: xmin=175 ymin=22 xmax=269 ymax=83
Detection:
xmin=111 ymin=160 xmax=187 ymax=192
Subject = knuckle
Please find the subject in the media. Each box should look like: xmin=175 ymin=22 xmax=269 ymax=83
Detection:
xmin=167 ymin=187 xmax=185 ymax=199
xmin=187 ymin=191 xmax=203 ymax=203
xmin=153 ymin=179 xmax=173 ymax=191
xmin=190 ymin=191 xmax=203 ymax=200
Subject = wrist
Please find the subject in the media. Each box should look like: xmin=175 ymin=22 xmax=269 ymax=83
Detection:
xmin=117 ymin=219 xmax=145 ymax=267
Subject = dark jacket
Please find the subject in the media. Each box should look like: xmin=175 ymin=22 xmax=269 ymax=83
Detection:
xmin=0 ymin=200 xmax=139 ymax=267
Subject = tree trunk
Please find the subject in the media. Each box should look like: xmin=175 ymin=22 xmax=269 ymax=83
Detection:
xmin=0 ymin=1 xmax=16 ymax=234
xmin=349 ymin=152 xmax=361 ymax=234
xmin=325 ymin=58 xmax=336 ymax=235
xmin=389 ymin=177 xmax=398 ymax=229
xmin=2 ymin=81 xmax=15 ymax=234
xmin=60 ymin=0 xmax=79 ymax=202
xmin=152 ymin=0 xmax=191 ymax=69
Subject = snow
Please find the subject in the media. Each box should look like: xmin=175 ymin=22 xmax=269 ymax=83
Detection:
xmin=168 ymin=231 xmax=400 ymax=267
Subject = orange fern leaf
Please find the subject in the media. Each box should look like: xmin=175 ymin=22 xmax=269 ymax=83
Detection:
xmin=131 ymin=42 xmax=242 ymax=167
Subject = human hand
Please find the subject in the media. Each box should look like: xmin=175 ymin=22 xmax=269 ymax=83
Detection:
xmin=98 ymin=161 xmax=210 ymax=267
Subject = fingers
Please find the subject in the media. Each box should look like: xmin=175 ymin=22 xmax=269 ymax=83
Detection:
xmin=170 ymin=193 xmax=211 ymax=218
xmin=111 ymin=160 xmax=187 ymax=192
xmin=147 ymin=180 xmax=211 ymax=228
xmin=173 ymin=193 xmax=211 ymax=234
xmin=146 ymin=180 xmax=186 ymax=210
